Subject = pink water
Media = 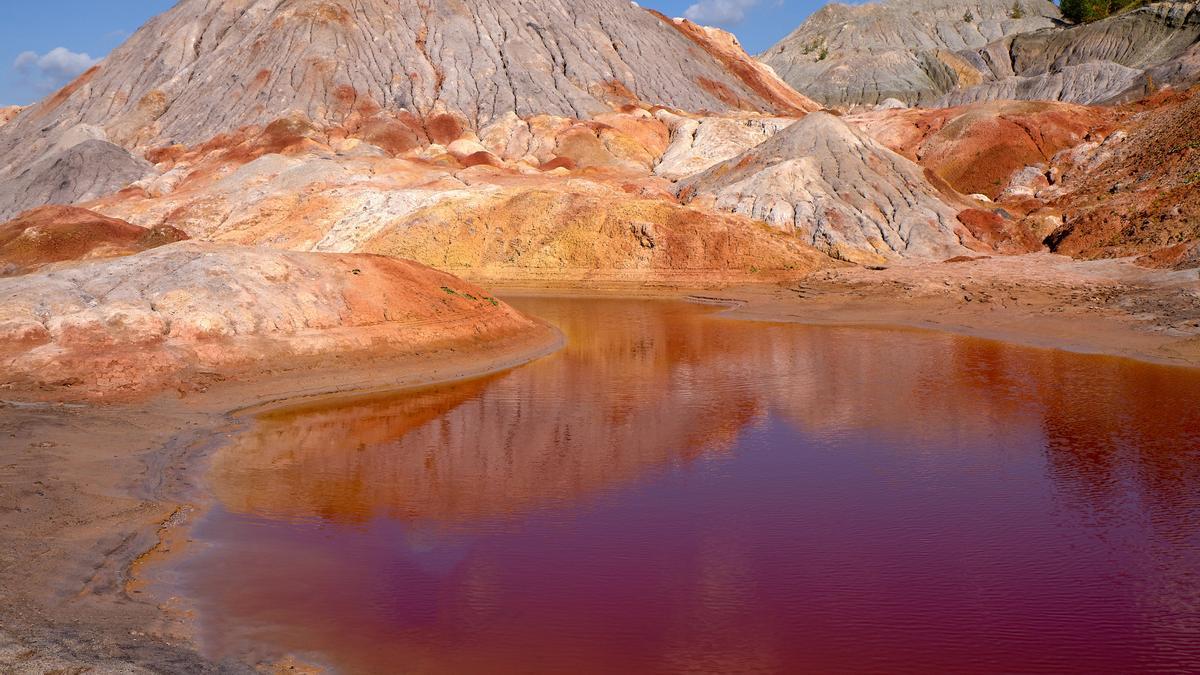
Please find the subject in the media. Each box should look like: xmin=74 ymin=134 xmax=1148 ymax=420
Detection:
xmin=175 ymin=298 xmax=1200 ymax=673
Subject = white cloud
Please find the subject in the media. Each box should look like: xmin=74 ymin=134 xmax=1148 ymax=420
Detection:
xmin=683 ymin=0 xmax=760 ymax=25
xmin=13 ymin=47 xmax=99 ymax=95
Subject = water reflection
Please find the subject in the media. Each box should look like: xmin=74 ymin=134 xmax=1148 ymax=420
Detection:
xmin=212 ymin=301 xmax=770 ymax=524
xmin=183 ymin=298 xmax=1200 ymax=673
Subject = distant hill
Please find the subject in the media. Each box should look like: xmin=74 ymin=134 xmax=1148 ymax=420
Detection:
xmin=760 ymin=0 xmax=1061 ymax=107
xmin=763 ymin=0 xmax=1200 ymax=108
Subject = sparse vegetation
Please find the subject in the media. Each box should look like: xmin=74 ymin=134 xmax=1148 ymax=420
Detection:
xmin=442 ymin=288 xmax=495 ymax=304
xmin=963 ymin=10 xmax=975 ymax=23
xmin=1059 ymin=0 xmax=1143 ymax=24
xmin=1010 ymin=1 xmax=1025 ymax=19
xmin=800 ymin=37 xmax=826 ymax=56
xmin=818 ymin=47 xmax=830 ymax=61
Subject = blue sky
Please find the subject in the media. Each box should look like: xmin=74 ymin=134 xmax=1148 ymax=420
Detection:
xmin=0 ymin=0 xmax=827 ymax=106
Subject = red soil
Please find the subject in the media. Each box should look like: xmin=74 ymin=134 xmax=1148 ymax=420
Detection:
xmin=0 ymin=206 xmax=188 ymax=274
xmin=956 ymin=208 xmax=1042 ymax=254
xmin=1047 ymin=89 xmax=1200 ymax=265
xmin=854 ymin=101 xmax=1114 ymax=198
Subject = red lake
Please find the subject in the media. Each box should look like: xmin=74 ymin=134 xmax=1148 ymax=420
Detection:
xmin=167 ymin=297 xmax=1200 ymax=673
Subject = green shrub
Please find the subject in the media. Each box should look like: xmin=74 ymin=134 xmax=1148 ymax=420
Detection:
xmin=1060 ymin=0 xmax=1143 ymax=24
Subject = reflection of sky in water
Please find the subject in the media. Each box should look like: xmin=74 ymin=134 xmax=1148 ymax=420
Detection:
xmin=174 ymin=299 xmax=1200 ymax=674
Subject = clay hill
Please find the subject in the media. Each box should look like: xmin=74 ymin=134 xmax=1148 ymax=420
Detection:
xmin=1008 ymin=88 xmax=1200 ymax=266
xmin=945 ymin=1 xmax=1200 ymax=105
xmin=0 ymin=206 xmax=187 ymax=276
xmin=0 ymin=0 xmax=1194 ymax=275
xmin=0 ymin=0 xmax=832 ymax=400
xmin=847 ymin=99 xmax=1113 ymax=199
xmin=764 ymin=0 xmax=1200 ymax=108
xmin=676 ymin=112 xmax=976 ymax=263
xmin=0 ymin=241 xmax=544 ymax=400
xmin=0 ymin=0 xmax=1199 ymax=402
xmin=0 ymin=0 xmax=816 ymax=220
xmin=761 ymin=0 xmax=1062 ymax=107
xmin=0 ymin=106 xmax=21 ymax=127
xmin=0 ymin=0 xmax=834 ymax=286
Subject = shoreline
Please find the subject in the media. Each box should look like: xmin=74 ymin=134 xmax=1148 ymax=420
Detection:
xmin=711 ymin=288 xmax=1200 ymax=371
xmin=0 ymin=319 xmax=564 ymax=672
xmin=3 ymin=268 xmax=1200 ymax=671
xmin=488 ymin=259 xmax=1200 ymax=371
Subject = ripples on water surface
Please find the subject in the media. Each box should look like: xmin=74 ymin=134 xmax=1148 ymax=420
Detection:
xmin=174 ymin=298 xmax=1200 ymax=673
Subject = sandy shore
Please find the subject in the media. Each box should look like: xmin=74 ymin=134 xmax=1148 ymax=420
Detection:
xmin=2 ymin=254 xmax=1199 ymax=672
xmin=718 ymin=254 xmax=1200 ymax=369
xmin=499 ymin=253 xmax=1200 ymax=369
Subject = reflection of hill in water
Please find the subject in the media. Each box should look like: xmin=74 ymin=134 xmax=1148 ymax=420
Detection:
xmin=211 ymin=298 xmax=1200 ymax=528
xmin=211 ymin=300 xmax=767 ymax=524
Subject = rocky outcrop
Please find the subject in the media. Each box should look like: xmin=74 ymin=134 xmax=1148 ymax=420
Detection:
xmin=0 ymin=206 xmax=187 ymax=275
xmin=761 ymin=0 xmax=1061 ymax=107
xmin=654 ymin=112 xmax=797 ymax=181
xmin=943 ymin=2 xmax=1200 ymax=105
xmin=849 ymin=100 xmax=1113 ymax=198
xmin=676 ymin=112 xmax=976 ymax=262
xmin=0 ymin=241 xmax=541 ymax=399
